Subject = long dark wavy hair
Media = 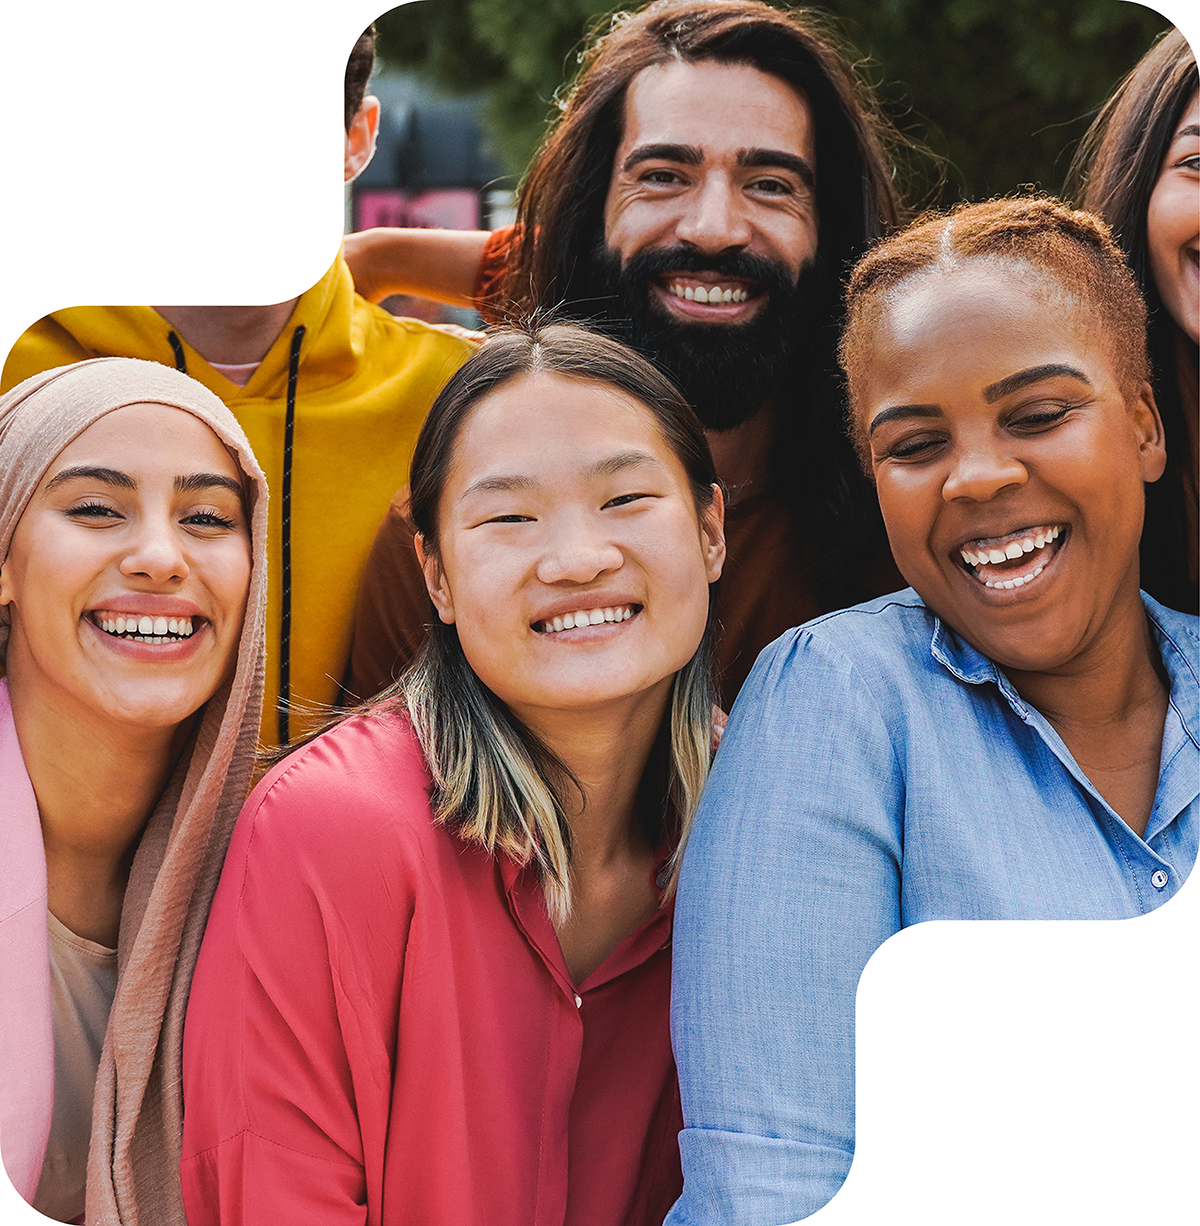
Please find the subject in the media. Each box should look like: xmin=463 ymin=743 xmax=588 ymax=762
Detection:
xmin=499 ymin=0 xmax=904 ymax=607
xmin=1069 ymin=27 xmax=1198 ymax=613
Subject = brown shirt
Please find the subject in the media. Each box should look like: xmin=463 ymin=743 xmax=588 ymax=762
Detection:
xmin=346 ymin=487 xmax=901 ymax=712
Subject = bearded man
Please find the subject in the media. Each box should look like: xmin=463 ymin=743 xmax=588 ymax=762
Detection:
xmin=346 ymin=0 xmax=903 ymax=708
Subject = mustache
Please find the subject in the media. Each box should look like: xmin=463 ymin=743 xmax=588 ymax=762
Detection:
xmin=617 ymin=245 xmax=800 ymax=296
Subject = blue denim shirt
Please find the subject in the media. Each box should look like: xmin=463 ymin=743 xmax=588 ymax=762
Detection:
xmin=668 ymin=591 xmax=1198 ymax=1225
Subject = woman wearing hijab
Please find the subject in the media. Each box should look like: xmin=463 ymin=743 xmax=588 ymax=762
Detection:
xmin=0 ymin=357 xmax=268 ymax=1224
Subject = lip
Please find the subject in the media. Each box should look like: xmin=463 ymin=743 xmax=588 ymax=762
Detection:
xmin=86 ymin=595 xmax=206 ymax=618
xmin=652 ymin=277 xmax=764 ymax=323
xmin=82 ymin=612 xmax=210 ymax=662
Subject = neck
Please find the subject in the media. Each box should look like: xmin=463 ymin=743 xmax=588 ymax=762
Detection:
xmin=153 ymin=301 xmax=300 ymax=366
xmin=521 ymin=680 xmax=672 ymax=867
xmin=1005 ymin=590 xmax=1165 ymax=727
xmin=7 ymin=680 xmax=185 ymax=945
xmin=705 ymin=401 xmax=776 ymax=508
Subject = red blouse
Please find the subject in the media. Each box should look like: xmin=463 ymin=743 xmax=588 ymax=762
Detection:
xmin=180 ymin=711 xmax=682 ymax=1226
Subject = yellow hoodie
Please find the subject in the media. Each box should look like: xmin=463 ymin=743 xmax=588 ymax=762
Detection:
xmin=2 ymin=258 xmax=474 ymax=745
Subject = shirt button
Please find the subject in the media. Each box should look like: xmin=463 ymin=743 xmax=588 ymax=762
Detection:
xmin=574 ymin=994 xmax=582 ymax=1008
xmin=1151 ymin=870 xmax=1169 ymax=890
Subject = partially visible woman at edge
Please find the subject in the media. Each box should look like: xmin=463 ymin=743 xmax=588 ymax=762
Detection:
xmin=179 ymin=323 xmax=726 ymax=1226
xmin=1070 ymin=25 xmax=1198 ymax=612
xmin=0 ymin=358 xmax=267 ymax=1224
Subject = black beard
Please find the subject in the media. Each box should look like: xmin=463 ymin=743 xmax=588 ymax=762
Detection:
xmin=585 ymin=245 xmax=813 ymax=432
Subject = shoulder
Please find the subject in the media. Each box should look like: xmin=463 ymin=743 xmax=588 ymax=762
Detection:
xmin=752 ymin=589 xmax=936 ymax=689
xmin=351 ymin=295 xmax=478 ymax=370
xmin=235 ymin=710 xmax=439 ymax=873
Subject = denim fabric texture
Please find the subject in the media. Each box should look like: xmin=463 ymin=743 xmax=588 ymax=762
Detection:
xmin=667 ymin=590 xmax=1198 ymax=1225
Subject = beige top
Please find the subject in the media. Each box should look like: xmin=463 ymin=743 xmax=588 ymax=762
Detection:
xmin=34 ymin=913 xmax=118 ymax=1223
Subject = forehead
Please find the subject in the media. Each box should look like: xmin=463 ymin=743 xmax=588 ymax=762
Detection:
xmin=615 ymin=59 xmax=815 ymax=166
xmin=859 ymin=261 xmax=1117 ymax=402
xmin=49 ymin=403 xmax=239 ymax=478
xmin=449 ymin=372 xmax=679 ymax=481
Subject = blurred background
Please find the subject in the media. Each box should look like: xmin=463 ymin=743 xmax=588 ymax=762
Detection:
xmin=352 ymin=0 xmax=1178 ymax=320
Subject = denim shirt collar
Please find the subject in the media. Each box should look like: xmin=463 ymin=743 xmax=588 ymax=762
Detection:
xmin=929 ymin=593 xmax=1199 ymax=741
xmin=928 ymin=592 xmax=1200 ymax=842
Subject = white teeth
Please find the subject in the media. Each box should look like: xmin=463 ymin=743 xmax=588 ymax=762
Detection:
xmin=960 ymin=526 xmax=1064 ymax=571
xmin=538 ymin=606 xmax=635 ymax=633
xmin=670 ymin=284 xmax=749 ymax=304
xmin=94 ymin=613 xmax=195 ymax=640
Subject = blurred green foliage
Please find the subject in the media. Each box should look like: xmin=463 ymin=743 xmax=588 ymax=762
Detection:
xmin=375 ymin=0 xmax=1174 ymax=202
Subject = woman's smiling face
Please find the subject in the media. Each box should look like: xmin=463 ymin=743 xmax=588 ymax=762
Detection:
xmin=1146 ymin=89 xmax=1199 ymax=345
xmin=859 ymin=260 xmax=1166 ymax=673
xmin=422 ymin=371 xmax=724 ymax=726
xmin=0 ymin=403 xmax=252 ymax=730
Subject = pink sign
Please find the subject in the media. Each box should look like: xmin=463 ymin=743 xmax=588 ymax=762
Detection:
xmin=354 ymin=189 xmax=480 ymax=231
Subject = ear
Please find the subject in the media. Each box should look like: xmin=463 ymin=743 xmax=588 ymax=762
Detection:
xmin=414 ymin=533 xmax=455 ymax=624
xmin=344 ymin=95 xmax=381 ymax=184
xmin=701 ymin=483 xmax=727 ymax=583
xmin=1129 ymin=381 xmax=1168 ymax=484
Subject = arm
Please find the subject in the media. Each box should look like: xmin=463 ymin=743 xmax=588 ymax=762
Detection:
xmin=667 ymin=627 xmax=905 ymax=1225
xmin=342 ymin=228 xmax=491 ymax=307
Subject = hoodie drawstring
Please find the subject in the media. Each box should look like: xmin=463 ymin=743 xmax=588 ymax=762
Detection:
xmin=278 ymin=324 xmax=306 ymax=745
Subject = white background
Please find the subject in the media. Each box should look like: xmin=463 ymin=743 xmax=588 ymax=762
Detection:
xmin=0 ymin=1 xmax=1196 ymax=1222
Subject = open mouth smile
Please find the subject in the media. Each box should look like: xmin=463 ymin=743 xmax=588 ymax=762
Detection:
xmin=657 ymin=276 xmax=762 ymax=317
xmin=90 ymin=610 xmax=200 ymax=644
xmin=533 ymin=604 xmax=640 ymax=634
xmin=958 ymin=524 xmax=1066 ymax=590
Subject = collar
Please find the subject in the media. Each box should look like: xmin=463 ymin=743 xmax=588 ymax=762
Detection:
xmin=929 ymin=592 xmax=1200 ymax=746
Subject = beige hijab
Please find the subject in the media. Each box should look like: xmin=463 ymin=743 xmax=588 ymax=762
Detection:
xmin=0 ymin=357 xmax=268 ymax=1225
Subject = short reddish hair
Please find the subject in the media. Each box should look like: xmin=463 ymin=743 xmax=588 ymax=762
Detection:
xmin=838 ymin=195 xmax=1151 ymax=467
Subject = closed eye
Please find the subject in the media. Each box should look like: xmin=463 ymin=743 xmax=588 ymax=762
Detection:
xmin=68 ymin=501 xmax=121 ymax=521
xmin=1009 ymin=404 xmax=1076 ymax=430
xmin=183 ymin=510 xmax=239 ymax=530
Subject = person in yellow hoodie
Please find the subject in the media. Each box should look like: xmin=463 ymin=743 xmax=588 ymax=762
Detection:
xmin=1 ymin=28 xmax=474 ymax=746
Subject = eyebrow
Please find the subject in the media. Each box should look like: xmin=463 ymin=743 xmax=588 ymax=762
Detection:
xmin=737 ymin=147 xmax=816 ymax=191
xmin=622 ymin=143 xmax=703 ymax=171
xmin=46 ymin=465 xmax=137 ymax=490
xmin=982 ymin=364 xmax=1091 ymax=403
xmin=586 ymin=450 xmax=660 ymax=479
xmin=1174 ymin=123 xmax=1200 ymax=140
xmin=174 ymin=472 xmax=245 ymax=498
xmin=867 ymin=404 xmax=942 ymax=435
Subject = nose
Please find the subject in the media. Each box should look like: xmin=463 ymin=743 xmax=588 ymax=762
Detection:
xmin=941 ymin=438 xmax=1028 ymax=503
xmin=535 ymin=512 xmax=624 ymax=586
xmin=675 ymin=173 xmax=752 ymax=254
xmin=118 ymin=513 xmax=190 ymax=584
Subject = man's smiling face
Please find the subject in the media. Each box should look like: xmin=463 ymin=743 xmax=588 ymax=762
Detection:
xmin=603 ymin=58 xmax=819 ymax=311
xmin=596 ymin=59 xmax=820 ymax=431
